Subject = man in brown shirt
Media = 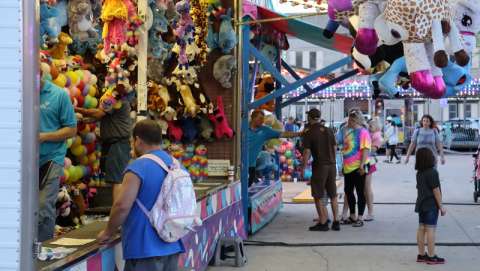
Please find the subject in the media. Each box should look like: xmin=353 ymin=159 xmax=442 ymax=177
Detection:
xmin=302 ymin=108 xmax=340 ymax=231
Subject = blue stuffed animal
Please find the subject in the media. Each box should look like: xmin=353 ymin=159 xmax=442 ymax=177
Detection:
xmin=379 ymin=57 xmax=471 ymax=98
xmin=40 ymin=3 xmax=61 ymax=46
xmin=255 ymin=150 xmax=278 ymax=180
xmin=150 ymin=3 xmax=169 ymax=34
xmin=218 ymin=8 xmax=237 ymax=54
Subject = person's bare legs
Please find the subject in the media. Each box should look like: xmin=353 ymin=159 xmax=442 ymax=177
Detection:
xmin=365 ymin=174 xmax=374 ymax=218
xmin=330 ymin=196 xmax=339 ymax=222
xmin=417 ymin=225 xmax=426 ymax=256
xmin=426 ymin=227 xmax=437 ymax=256
xmin=314 ymin=198 xmax=328 ymax=224
xmin=341 ymin=195 xmax=349 ymax=220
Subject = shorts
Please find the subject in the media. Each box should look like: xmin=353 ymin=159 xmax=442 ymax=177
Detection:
xmin=419 ymin=209 xmax=439 ymax=227
xmin=124 ymin=254 xmax=179 ymax=271
xmin=101 ymin=139 xmax=131 ymax=183
xmin=311 ymin=164 xmax=337 ymax=199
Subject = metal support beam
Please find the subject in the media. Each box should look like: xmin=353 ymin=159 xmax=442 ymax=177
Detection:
xmin=240 ymin=25 xmax=251 ymax=233
xmin=275 ymin=47 xmax=283 ymax=119
xmin=281 ymin=69 xmax=359 ymax=107
xmin=249 ymin=56 xmax=352 ymax=110
xmin=250 ymin=45 xmax=289 ymax=86
xmin=281 ymin=59 xmax=315 ymax=93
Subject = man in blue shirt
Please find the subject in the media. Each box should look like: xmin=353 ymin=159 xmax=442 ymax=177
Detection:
xmin=97 ymin=120 xmax=183 ymax=271
xmin=248 ymin=110 xmax=302 ymax=186
xmin=39 ymin=70 xmax=77 ymax=241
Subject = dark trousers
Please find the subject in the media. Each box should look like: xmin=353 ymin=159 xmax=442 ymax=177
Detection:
xmin=124 ymin=254 xmax=179 ymax=271
xmin=388 ymin=144 xmax=400 ymax=161
xmin=249 ymin=167 xmax=256 ymax=187
xmin=344 ymin=169 xmax=366 ymax=217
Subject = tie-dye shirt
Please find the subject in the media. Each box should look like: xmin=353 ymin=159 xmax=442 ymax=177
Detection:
xmin=341 ymin=127 xmax=372 ymax=174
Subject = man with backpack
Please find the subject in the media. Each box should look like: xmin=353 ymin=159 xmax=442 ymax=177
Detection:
xmin=97 ymin=120 xmax=187 ymax=271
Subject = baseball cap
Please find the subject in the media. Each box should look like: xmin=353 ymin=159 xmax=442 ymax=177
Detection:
xmin=306 ymin=108 xmax=321 ymax=119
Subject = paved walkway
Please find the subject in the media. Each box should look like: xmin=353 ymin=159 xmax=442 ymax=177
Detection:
xmin=209 ymin=155 xmax=480 ymax=271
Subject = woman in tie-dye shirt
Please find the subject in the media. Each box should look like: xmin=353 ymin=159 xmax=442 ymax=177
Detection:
xmin=338 ymin=109 xmax=371 ymax=227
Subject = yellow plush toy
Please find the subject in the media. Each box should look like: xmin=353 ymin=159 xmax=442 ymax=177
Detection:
xmin=49 ymin=32 xmax=73 ymax=59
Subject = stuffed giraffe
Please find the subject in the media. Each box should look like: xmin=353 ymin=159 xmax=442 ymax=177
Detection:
xmin=374 ymin=0 xmax=468 ymax=98
xmin=49 ymin=32 xmax=73 ymax=59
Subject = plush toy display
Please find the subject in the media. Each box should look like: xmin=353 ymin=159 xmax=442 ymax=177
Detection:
xmin=68 ymin=0 xmax=99 ymax=42
xmin=255 ymin=75 xmax=276 ymax=112
xmin=213 ymin=55 xmax=236 ymax=89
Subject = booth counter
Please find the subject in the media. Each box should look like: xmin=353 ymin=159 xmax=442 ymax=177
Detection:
xmin=38 ymin=180 xmax=245 ymax=271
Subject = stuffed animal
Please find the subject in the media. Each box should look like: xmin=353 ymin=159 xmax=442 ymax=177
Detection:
xmin=259 ymin=43 xmax=278 ymax=74
xmin=49 ymin=32 xmax=73 ymax=59
xmin=213 ymin=55 xmax=236 ymax=89
xmin=56 ymin=0 xmax=69 ymax=28
xmin=190 ymin=0 xmax=209 ymax=65
xmin=218 ymin=8 xmax=237 ymax=54
xmin=197 ymin=115 xmax=214 ymax=141
xmin=178 ymin=84 xmax=200 ymax=117
xmin=181 ymin=117 xmax=198 ymax=143
xmin=255 ymin=75 xmax=276 ymax=112
xmin=40 ymin=2 xmax=61 ymax=46
xmin=256 ymin=150 xmax=278 ymax=180
xmin=264 ymin=114 xmax=284 ymax=149
xmin=167 ymin=120 xmax=184 ymax=142
xmin=209 ymin=96 xmax=234 ymax=139
xmin=68 ymin=0 xmax=99 ymax=42
xmin=454 ymin=0 xmax=480 ymax=55
xmin=173 ymin=0 xmax=195 ymax=69
xmin=56 ymin=186 xmax=72 ymax=220
xmin=101 ymin=0 xmax=129 ymax=51
xmin=375 ymin=0 xmax=468 ymax=98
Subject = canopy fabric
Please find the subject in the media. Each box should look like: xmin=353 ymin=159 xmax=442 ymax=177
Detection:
xmin=256 ymin=6 xmax=353 ymax=54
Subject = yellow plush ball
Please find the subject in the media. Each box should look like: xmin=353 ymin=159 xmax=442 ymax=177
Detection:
xmin=66 ymin=138 xmax=74 ymax=149
xmin=88 ymin=85 xmax=97 ymax=97
xmin=80 ymin=155 xmax=89 ymax=165
xmin=63 ymin=169 xmax=70 ymax=182
xmin=71 ymin=145 xmax=85 ymax=156
xmin=90 ymin=97 xmax=98 ymax=108
xmin=66 ymin=71 xmax=79 ymax=86
xmin=88 ymin=153 xmax=97 ymax=164
xmin=53 ymin=73 xmax=67 ymax=88
xmin=71 ymin=136 xmax=82 ymax=147
xmin=75 ymin=70 xmax=84 ymax=82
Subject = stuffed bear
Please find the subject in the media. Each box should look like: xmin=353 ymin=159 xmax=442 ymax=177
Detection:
xmin=213 ymin=55 xmax=236 ymax=89
xmin=255 ymin=75 xmax=276 ymax=112
xmin=68 ymin=0 xmax=99 ymax=42
xmin=40 ymin=2 xmax=61 ymax=46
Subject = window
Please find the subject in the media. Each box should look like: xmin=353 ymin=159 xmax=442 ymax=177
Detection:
xmin=309 ymin=52 xmax=316 ymax=71
xmin=413 ymin=104 xmax=419 ymax=122
xmin=465 ymin=104 xmax=472 ymax=118
xmin=449 ymin=103 xmax=458 ymax=119
xmin=295 ymin=52 xmax=303 ymax=69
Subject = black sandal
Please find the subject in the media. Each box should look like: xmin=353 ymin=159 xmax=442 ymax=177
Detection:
xmin=352 ymin=220 xmax=364 ymax=227
xmin=341 ymin=217 xmax=356 ymax=225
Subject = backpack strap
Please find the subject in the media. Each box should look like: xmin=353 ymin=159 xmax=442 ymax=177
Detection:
xmin=141 ymin=153 xmax=172 ymax=172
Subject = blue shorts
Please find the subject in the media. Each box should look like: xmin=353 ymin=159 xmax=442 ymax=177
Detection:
xmin=419 ymin=209 xmax=439 ymax=227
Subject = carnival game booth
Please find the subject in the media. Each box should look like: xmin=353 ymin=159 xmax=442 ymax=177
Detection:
xmin=240 ymin=1 xmax=358 ymax=234
xmin=34 ymin=0 xmax=245 ymax=270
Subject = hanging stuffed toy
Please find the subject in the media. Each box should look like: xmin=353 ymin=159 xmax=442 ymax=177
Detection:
xmin=208 ymin=96 xmax=234 ymax=139
xmin=178 ymin=83 xmax=200 ymax=117
xmin=255 ymin=75 xmax=276 ymax=112
xmin=213 ymin=55 xmax=236 ymax=89
xmin=218 ymin=8 xmax=237 ymax=54
xmin=100 ymin=0 xmax=130 ymax=51
xmin=172 ymin=0 xmax=195 ymax=69
xmin=259 ymin=42 xmax=278 ymax=74
xmin=375 ymin=0 xmax=469 ymax=98
xmin=197 ymin=115 xmax=214 ymax=141
xmin=49 ymin=32 xmax=73 ymax=59
xmin=40 ymin=2 xmax=61 ymax=46
xmin=181 ymin=117 xmax=199 ymax=143
xmin=68 ymin=0 xmax=99 ymax=42
xmin=191 ymin=0 xmax=209 ymax=65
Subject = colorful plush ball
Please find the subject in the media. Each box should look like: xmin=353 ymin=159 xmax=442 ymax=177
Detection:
xmin=88 ymin=85 xmax=97 ymax=97
xmin=71 ymin=145 xmax=86 ymax=156
xmin=83 ymin=132 xmax=96 ymax=144
xmin=75 ymin=70 xmax=84 ymax=82
xmin=279 ymin=155 xmax=286 ymax=163
xmin=53 ymin=73 xmax=67 ymax=87
xmin=286 ymin=141 xmax=294 ymax=150
xmin=285 ymin=150 xmax=293 ymax=158
xmin=65 ymin=71 xmax=80 ymax=86
xmin=79 ymin=155 xmax=89 ymax=165
xmin=63 ymin=168 xmax=70 ymax=181
xmin=287 ymin=159 xmax=293 ymax=166
xmin=77 ymin=81 xmax=86 ymax=93
xmin=76 ymin=95 xmax=85 ymax=107
xmin=88 ymin=153 xmax=97 ymax=163
xmin=66 ymin=138 xmax=73 ymax=149
xmin=71 ymin=136 xmax=82 ymax=147
xmin=64 ymin=157 xmax=72 ymax=168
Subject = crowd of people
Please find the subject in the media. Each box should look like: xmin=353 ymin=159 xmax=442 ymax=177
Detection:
xmin=290 ymin=109 xmax=447 ymax=264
